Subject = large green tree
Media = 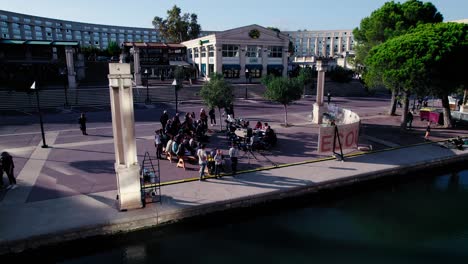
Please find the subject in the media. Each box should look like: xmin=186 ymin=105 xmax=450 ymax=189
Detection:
xmin=365 ymin=22 xmax=468 ymax=128
xmin=262 ymin=76 xmax=303 ymax=126
xmin=354 ymin=0 xmax=443 ymax=115
xmin=152 ymin=5 xmax=201 ymax=43
xmin=298 ymin=67 xmax=315 ymax=97
xmin=200 ymin=73 xmax=234 ymax=130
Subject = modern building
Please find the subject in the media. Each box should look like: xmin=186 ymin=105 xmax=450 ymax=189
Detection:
xmin=0 ymin=10 xmax=160 ymax=49
xmin=182 ymin=25 xmax=290 ymax=81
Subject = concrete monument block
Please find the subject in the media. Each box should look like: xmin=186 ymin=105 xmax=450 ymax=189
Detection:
xmin=108 ymin=63 xmax=142 ymax=211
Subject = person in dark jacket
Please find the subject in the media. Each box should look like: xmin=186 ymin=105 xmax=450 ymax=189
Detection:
xmin=78 ymin=113 xmax=88 ymax=135
xmin=209 ymin=108 xmax=216 ymax=126
xmin=160 ymin=110 xmax=169 ymax=129
xmin=1 ymin=152 xmax=16 ymax=189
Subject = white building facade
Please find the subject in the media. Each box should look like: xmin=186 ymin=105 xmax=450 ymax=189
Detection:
xmin=182 ymin=25 xmax=290 ymax=81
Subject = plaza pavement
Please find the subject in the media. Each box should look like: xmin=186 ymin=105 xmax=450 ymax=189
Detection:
xmin=0 ymin=96 xmax=467 ymax=253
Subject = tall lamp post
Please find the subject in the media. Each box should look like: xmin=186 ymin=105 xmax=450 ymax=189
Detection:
xmin=144 ymin=69 xmax=151 ymax=104
xmin=60 ymin=67 xmax=70 ymax=108
xmin=172 ymin=78 xmax=179 ymax=113
xmin=31 ymin=81 xmax=48 ymax=148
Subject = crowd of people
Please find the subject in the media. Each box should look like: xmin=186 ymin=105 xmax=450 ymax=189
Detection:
xmin=155 ymin=107 xmax=277 ymax=181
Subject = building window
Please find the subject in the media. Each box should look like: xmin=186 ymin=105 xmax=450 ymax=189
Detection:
xmin=12 ymin=16 xmax=19 ymax=22
xmin=201 ymin=46 xmax=206 ymax=57
xmin=194 ymin=47 xmax=199 ymax=58
xmin=24 ymin=18 xmax=31 ymax=23
xmin=208 ymin=45 xmax=214 ymax=57
xmin=45 ymin=21 xmax=52 ymax=26
xmin=102 ymin=28 xmax=108 ymax=32
xmin=66 ymin=24 xmax=72 ymax=28
xmin=188 ymin=48 xmax=192 ymax=57
xmin=84 ymin=26 xmax=91 ymax=30
xmin=223 ymin=68 xmax=240 ymax=78
xmin=0 ymin=15 xmax=7 ymax=20
xmin=268 ymin=46 xmax=283 ymax=58
xmin=246 ymin=45 xmax=259 ymax=57
xmin=222 ymin=44 xmax=239 ymax=57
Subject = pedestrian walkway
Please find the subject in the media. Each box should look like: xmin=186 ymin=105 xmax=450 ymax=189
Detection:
xmin=1 ymin=96 xmax=467 ymax=254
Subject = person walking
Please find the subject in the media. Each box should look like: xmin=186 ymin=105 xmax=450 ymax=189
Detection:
xmin=160 ymin=110 xmax=169 ymax=130
xmin=209 ymin=108 xmax=216 ymax=127
xmin=229 ymin=143 xmax=239 ymax=175
xmin=154 ymin=129 xmax=163 ymax=159
xmin=1 ymin=152 xmax=16 ymax=190
xmin=406 ymin=111 xmax=414 ymax=129
xmin=425 ymin=122 xmax=431 ymax=141
xmin=214 ymin=149 xmax=223 ymax=178
xmin=78 ymin=113 xmax=88 ymax=135
xmin=327 ymin=92 xmax=331 ymax=104
xmin=197 ymin=144 xmax=207 ymax=181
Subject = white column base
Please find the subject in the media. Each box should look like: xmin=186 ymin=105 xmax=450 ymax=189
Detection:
xmin=312 ymin=103 xmax=326 ymax=124
xmin=115 ymin=164 xmax=142 ymax=211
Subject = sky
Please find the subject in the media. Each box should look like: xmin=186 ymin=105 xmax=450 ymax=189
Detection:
xmin=0 ymin=0 xmax=466 ymax=31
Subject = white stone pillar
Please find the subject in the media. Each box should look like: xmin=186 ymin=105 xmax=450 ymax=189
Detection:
xmin=108 ymin=63 xmax=142 ymax=211
xmin=330 ymin=37 xmax=335 ymax=57
xmin=314 ymin=38 xmax=319 ymax=56
xmin=461 ymin=89 xmax=468 ymax=113
xmin=282 ymin=47 xmax=288 ymax=77
xmin=261 ymin=45 xmax=268 ymax=77
xmin=240 ymin=45 xmax=247 ymax=80
xmin=312 ymin=60 xmax=328 ymax=124
xmin=215 ymin=44 xmax=222 ymax=74
xmin=206 ymin=45 xmax=210 ymax=77
xmin=132 ymin=47 xmax=142 ymax=85
xmin=322 ymin=37 xmax=327 ymax=57
xmin=307 ymin=38 xmax=311 ymax=56
xmin=65 ymin=46 xmax=77 ymax=89
xmin=346 ymin=36 xmax=351 ymax=51
xmin=338 ymin=36 xmax=343 ymax=53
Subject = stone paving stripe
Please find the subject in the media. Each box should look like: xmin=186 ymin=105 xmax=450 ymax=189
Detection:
xmin=2 ymin=132 xmax=59 ymax=205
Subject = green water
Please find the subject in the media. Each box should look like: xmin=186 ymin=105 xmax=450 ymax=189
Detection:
xmin=9 ymin=168 xmax=468 ymax=263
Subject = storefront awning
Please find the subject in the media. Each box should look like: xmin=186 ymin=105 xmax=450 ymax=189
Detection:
xmin=245 ymin=64 xmax=263 ymax=70
xmin=222 ymin=64 xmax=241 ymax=70
xmin=267 ymin=65 xmax=284 ymax=70
xmin=169 ymin=61 xmax=191 ymax=67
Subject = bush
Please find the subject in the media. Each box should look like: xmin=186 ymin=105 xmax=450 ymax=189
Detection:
xmin=329 ymin=66 xmax=353 ymax=83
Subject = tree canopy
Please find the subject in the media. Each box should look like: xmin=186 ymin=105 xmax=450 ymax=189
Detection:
xmin=354 ymin=0 xmax=443 ymax=115
xmin=152 ymin=5 xmax=201 ymax=43
xmin=364 ymin=22 xmax=468 ymax=128
xmin=262 ymin=76 xmax=303 ymax=126
xmin=200 ymin=73 xmax=234 ymax=129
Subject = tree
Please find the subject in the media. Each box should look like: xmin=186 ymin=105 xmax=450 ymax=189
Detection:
xmin=262 ymin=76 xmax=303 ymax=126
xmin=353 ymin=0 xmax=443 ymax=115
xmin=107 ymin=41 xmax=121 ymax=56
xmin=298 ymin=67 xmax=315 ymax=97
xmin=365 ymin=22 xmax=468 ymax=128
xmin=200 ymin=73 xmax=234 ymax=130
xmin=152 ymin=5 xmax=201 ymax=43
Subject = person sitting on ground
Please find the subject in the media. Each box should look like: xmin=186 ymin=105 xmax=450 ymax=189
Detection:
xmin=264 ymin=126 xmax=277 ymax=146
xmin=262 ymin=122 xmax=269 ymax=131
xmin=451 ymin=136 xmax=465 ymax=150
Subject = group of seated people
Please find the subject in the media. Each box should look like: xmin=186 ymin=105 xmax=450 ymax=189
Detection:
xmin=227 ymin=120 xmax=277 ymax=151
xmin=161 ymin=110 xmax=211 ymax=163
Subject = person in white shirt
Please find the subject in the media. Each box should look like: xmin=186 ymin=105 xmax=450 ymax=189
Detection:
xmin=154 ymin=130 xmax=162 ymax=159
xmin=197 ymin=144 xmax=208 ymax=181
xmin=229 ymin=143 xmax=239 ymax=175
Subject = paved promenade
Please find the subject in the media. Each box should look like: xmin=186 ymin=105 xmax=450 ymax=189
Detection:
xmin=0 ymin=96 xmax=467 ymax=253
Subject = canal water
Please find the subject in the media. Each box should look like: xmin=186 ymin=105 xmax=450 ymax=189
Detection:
xmin=7 ymin=166 xmax=468 ymax=263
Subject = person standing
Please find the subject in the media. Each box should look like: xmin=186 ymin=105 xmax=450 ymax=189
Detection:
xmin=327 ymin=92 xmax=331 ymax=104
xmin=160 ymin=110 xmax=169 ymax=130
xmin=406 ymin=111 xmax=414 ymax=129
xmin=78 ymin=113 xmax=88 ymax=135
xmin=1 ymin=152 xmax=16 ymax=190
xmin=154 ymin=129 xmax=163 ymax=159
xmin=197 ymin=144 xmax=207 ymax=181
xmin=200 ymin=108 xmax=208 ymax=127
xmin=209 ymin=108 xmax=216 ymax=127
xmin=214 ymin=149 xmax=223 ymax=178
xmin=229 ymin=143 xmax=239 ymax=175
xmin=425 ymin=122 xmax=431 ymax=141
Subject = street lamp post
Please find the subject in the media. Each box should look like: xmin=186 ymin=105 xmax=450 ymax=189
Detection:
xmin=31 ymin=81 xmax=48 ymax=148
xmin=144 ymin=69 xmax=151 ymax=104
xmin=172 ymin=78 xmax=179 ymax=113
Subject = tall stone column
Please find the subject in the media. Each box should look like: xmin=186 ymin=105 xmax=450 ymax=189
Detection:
xmin=322 ymin=37 xmax=327 ymax=57
xmin=261 ymin=45 xmax=268 ymax=77
xmin=314 ymin=38 xmax=319 ymax=56
xmin=108 ymin=63 xmax=142 ymax=211
xmin=282 ymin=48 xmax=288 ymax=77
xmin=65 ymin=46 xmax=77 ymax=89
xmin=312 ymin=59 xmax=328 ymax=124
xmin=132 ymin=47 xmax=142 ymax=85
xmin=338 ymin=36 xmax=343 ymax=53
xmin=346 ymin=36 xmax=351 ymax=51
xmin=206 ymin=45 xmax=210 ymax=77
xmin=307 ymin=38 xmax=311 ymax=56
xmin=330 ymin=37 xmax=335 ymax=57
xmin=240 ymin=45 xmax=247 ymax=79
xmin=215 ymin=44 xmax=222 ymax=74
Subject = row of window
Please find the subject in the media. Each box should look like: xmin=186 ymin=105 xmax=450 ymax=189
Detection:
xmin=222 ymin=69 xmax=281 ymax=79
